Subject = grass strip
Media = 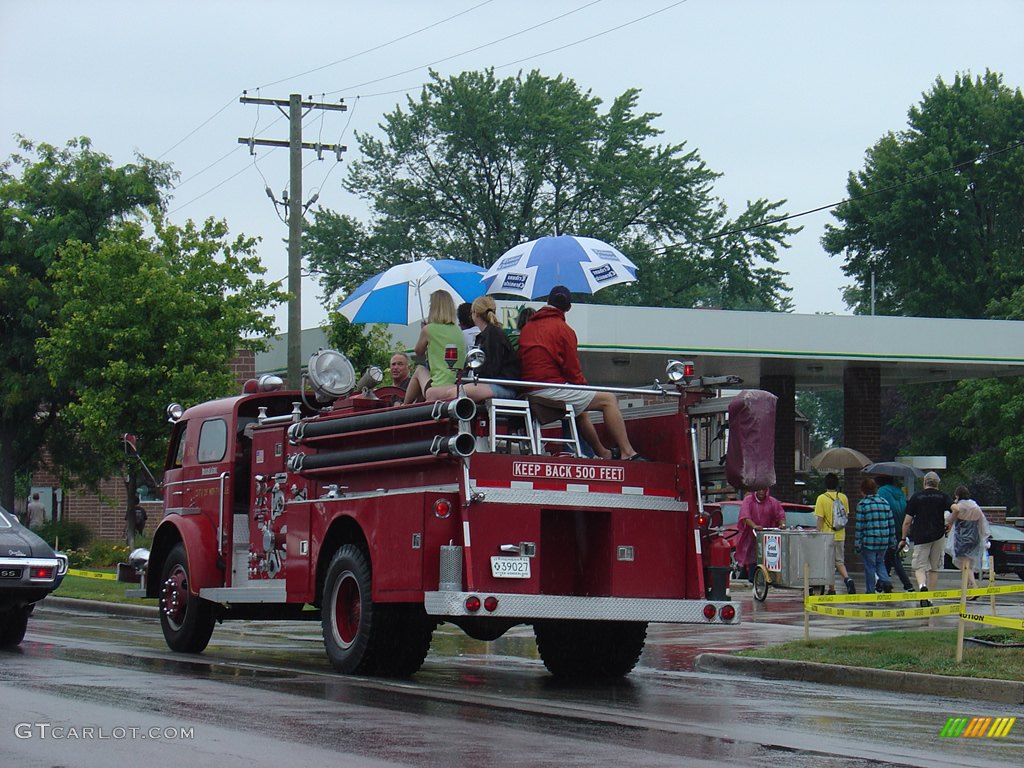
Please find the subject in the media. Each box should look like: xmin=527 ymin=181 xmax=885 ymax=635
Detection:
xmin=737 ymin=628 xmax=1024 ymax=681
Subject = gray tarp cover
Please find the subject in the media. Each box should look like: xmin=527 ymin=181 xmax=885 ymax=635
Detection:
xmin=725 ymin=390 xmax=777 ymax=490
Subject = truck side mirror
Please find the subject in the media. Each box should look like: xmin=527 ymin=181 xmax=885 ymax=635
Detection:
xmin=123 ymin=433 xmax=140 ymax=459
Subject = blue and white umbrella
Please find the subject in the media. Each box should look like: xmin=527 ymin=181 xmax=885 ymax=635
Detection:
xmin=337 ymin=259 xmax=485 ymax=324
xmin=482 ymin=235 xmax=638 ymax=299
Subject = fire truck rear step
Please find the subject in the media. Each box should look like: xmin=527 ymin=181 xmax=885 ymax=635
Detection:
xmin=425 ymin=592 xmax=740 ymax=623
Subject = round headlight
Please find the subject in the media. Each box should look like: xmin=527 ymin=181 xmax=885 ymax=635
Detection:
xmin=166 ymin=403 xmax=184 ymax=423
xmin=465 ymin=346 xmax=485 ymax=371
xmin=666 ymin=359 xmax=695 ymax=384
xmin=307 ymin=348 xmax=356 ymax=400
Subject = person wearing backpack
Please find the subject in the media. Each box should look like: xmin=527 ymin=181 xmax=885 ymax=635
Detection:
xmin=902 ymin=471 xmax=953 ymax=607
xmin=944 ymin=485 xmax=989 ymax=598
xmin=815 ymin=473 xmax=856 ymax=594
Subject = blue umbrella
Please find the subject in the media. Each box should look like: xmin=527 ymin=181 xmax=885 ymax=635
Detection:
xmin=337 ymin=259 xmax=485 ymax=324
xmin=482 ymin=235 xmax=638 ymax=299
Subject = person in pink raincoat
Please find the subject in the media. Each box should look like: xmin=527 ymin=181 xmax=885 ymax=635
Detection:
xmin=735 ymin=487 xmax=786 ymax=581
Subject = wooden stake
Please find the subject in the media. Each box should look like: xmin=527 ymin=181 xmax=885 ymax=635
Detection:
xmin=803 ymin=560 xmax=810 ymax=642
xmin=955 ymin=560 xmax=969 ymax=663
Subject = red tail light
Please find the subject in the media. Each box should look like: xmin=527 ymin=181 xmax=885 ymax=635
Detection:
xmin=444 ymin=344 xmax=459 ymax=368
xmin=465 ymin=595 xmax=481 ymax=612
xmin=702 ymin=604 xmax=717 ymax=620
xmin=31 ymin=566 xmax=54 ymax=580
xmin=720 ymin=604 xmax=737 ymax=622
xmin=484 ymin=596 xmax=499 ymax=612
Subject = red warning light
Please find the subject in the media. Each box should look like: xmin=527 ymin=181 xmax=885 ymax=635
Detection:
xmin=465 ymin=595 xmax=481 ymax=612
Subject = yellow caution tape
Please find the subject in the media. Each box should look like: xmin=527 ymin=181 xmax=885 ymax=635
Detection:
xmin=807 ymin=601 xmax=964 ymax=620
xmin=806 ymin=583 xmax=1024 ymax=605
xmin=67 ymin=568 xmax=119 ymax=581
xmin=959 ymin=613 xmax=1024 ymax=631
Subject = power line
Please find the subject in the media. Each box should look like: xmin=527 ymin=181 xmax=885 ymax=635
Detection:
xmin=252 ymin=0 xmax=498 ymax=91
xmin=677 ymin=138 xmax=1024 ymax=249
xmin=324 ymin=0 xmax=605 ymax=97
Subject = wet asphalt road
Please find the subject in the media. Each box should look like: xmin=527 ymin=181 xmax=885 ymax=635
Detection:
xmin=1 ymin=582 xmax=1022 ymax=767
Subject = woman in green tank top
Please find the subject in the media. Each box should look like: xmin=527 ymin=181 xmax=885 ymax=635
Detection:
xmin=403 ymin=290 xmax=466 ymax=402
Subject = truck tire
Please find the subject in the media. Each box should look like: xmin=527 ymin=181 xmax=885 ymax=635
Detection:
xmin=534 ymin=620 xmax=648 ymax=678
xmin=322 ymin=544 xmax=385 ymax=674
xmin=374 ymin=604 xmax=436 ymax=676
xmin=0 ymin=605 xmax=31 ymax=647
xmin=159 ymin=543 xmax=216 ymax=653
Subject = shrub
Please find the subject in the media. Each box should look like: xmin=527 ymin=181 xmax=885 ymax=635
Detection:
xmin=86 ymin=541 xmax=131 ymax=568
xmin=35 ymin=519 xmax=92 ymax=549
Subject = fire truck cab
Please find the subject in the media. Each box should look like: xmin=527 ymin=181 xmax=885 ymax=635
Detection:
xmin=133 ymin=350 xmax=756 ymax=678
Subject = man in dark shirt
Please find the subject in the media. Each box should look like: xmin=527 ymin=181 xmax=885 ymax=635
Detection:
xmin=902 ymin=471 xmax=952 ymax=605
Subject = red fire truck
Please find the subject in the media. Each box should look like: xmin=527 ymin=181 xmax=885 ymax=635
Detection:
xmin=128 ymin=350 xmax=758 ymax=678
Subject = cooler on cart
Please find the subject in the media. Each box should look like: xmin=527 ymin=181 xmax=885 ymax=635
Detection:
xmin=752 ymin=529 xmax=834 ymax=602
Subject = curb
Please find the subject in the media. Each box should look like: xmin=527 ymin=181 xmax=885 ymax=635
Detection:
xmin=694 ymin=652 xmax=1024 ymax=705
xmin=40 ymin=596 xmax=158 ymax=619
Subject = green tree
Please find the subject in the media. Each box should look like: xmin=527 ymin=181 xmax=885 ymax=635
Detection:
xmin=823 ymin=71 xmax=1024 ymax=318
xmin=0 ymin=137 xmax=173 ymax=510
xmin=795 ymin=389 xmax=843 ymax=454
xmin=37 ymin=215 xmax=285 ymax=536
xmin=323 ymin=312 xmax=395 ymax=380
xmin=307 ymin=69 xmax=797 ymax=311
xmin=822 ymin=71 xmax=1024 ymax=511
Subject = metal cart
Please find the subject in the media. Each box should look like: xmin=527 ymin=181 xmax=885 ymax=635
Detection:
xmin=752 ymin=529 xmax=834 ymax=602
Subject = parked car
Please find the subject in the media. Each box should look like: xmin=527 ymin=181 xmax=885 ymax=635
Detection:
xmin=0 ymin=505 xmax=68 ymax=647
xmin=706 ymin=500 xmax=817 ymax=577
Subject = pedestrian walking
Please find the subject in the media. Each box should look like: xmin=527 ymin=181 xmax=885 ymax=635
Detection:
xmin=855 ymin=477 xmax=897 ymax=594
xmin=902 ymin=471 xmax=952 ymax=607
xmin=877 ymin=475 xmax=914 ymax=591
xmin=815 ymin=473 xmax=856 ymax=594
xmin=945 ymin=485 xmax=990 ymax=596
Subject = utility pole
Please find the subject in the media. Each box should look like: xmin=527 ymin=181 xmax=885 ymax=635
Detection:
xmin=239 ymin=93 xmax=347 ymax=387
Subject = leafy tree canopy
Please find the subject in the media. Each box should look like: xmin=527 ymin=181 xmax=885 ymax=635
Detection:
xmin=37 ymin=215 xmax=286 ymax=493
xmin=823 ymin=70 xmax=1024 ymax=318
xmin=0 ymin=137 xmax=174 ymax=509
xmin=306 ymin=69 xmax=797 ymax=312
xmin=822 ymin=70 xmax=1024 ymax=510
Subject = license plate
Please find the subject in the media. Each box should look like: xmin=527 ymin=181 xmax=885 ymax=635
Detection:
xmin=0 ymin=568 xmax=22 ymax=579
xmin=490 ymin=556 xmax=531 ymax=579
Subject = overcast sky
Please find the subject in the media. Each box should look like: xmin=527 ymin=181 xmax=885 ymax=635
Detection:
xmin=2 ymin=0 xmax=1022 ymax=331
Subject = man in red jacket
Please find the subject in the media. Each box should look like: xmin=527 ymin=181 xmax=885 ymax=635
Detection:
xmin=518 ymin=286 xmax=647 ymax=461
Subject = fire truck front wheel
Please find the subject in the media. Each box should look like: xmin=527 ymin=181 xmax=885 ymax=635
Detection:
xmin=534 ymin=620 xmax=648 ymax=678
xmin=159 ymin=543 xmax=216 ymax=653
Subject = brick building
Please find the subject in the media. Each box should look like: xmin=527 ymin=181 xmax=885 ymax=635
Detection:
xmin=28 ymin=350 xmax=255 ymax=540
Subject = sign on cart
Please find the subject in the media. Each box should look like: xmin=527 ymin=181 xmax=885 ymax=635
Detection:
xmin=763 ymin=533 xmax=783 ymax=572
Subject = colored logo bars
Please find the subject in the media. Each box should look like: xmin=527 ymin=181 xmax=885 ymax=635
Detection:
xmin=940 ymin=716 xmax=1015 ymax=738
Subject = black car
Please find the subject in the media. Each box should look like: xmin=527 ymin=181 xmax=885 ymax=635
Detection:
xmin=988 ymin=523 xmax=1024 ymax=580
xmin=0 ymin=506 xmax=68 ymax=647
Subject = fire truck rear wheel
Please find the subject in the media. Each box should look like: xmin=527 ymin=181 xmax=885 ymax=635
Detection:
xmin=534 ymin=620 xmax=648 ymax=678
xmin=159 ymin=543 xmax=215 ymax=653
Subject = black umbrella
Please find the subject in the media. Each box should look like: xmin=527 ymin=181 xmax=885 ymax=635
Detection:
xmin=862 ymin=461 xmax=924 ymax=478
